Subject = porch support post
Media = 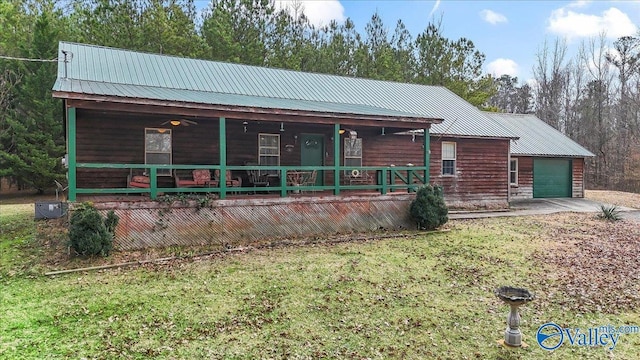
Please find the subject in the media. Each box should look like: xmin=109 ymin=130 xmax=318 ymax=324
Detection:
xmin=423 ymin=128 xmax=430 ymax=184
xmin=219 ymin=117 xmax=227 ymax=199
xmin=333 ymin=123 xmax=340 ymax=195
xmin=67 ymin=106 xmax=77 ymax=201
xmin=149 ymin=167 xmax=158 ymax=199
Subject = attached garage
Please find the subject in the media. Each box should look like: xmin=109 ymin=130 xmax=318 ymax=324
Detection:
xmin=483 ymin=112 xmax=594 ymax=200
xmin=533 ymin=158 xmax=572 ymax=198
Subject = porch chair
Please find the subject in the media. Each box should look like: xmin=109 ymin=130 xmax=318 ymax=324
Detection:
xmin=213 ymin=169 xmax=242 ymax=188
xmin=300 ymin=170 xmax=318 ymax=193
xmin=127 ymin=169 xmax=150 ymax=189
xmin=247 ymin=169 xmax=270 ymax=193
xmin=174 ymin=169 xmax=215 ymax=188
xmin=346 ymin=169 xmax=374 ymax=185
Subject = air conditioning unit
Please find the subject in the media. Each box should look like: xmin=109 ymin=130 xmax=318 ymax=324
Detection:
xmin=34 ymin=201 xmax=68 ymax=219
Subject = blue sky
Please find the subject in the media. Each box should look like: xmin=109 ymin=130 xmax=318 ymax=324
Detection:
xmin=271 ymin=0 xmax=640 ymax=83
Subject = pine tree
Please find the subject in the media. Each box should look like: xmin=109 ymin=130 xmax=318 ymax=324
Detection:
xmin=0 ymin=8 xmax=65 ymax=193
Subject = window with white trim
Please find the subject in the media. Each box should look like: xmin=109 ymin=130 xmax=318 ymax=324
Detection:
xmin=344 ymin=137 xmax=363 ymax=174
xmin=510 ymin=159 xmax=518 ymax=185
xmin=258 ymin=133 xmax=280 ymax=174
xmin=441 ymin=142 xmax=456 ymax=175
xmin=145 ymin=128 xmax=172 ymax=176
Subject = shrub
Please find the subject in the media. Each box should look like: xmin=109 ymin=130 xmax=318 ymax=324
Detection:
xmin=597 ymin=204 xmax=622 ymax=222
xmin=409 ymin=185 xmax=448 ymax=230
xmin=69 ymin=203 xmax=119 ymax=256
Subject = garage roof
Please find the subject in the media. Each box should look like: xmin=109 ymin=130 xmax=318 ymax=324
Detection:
xmin=483 ymin=112 xmax=594 ymax=157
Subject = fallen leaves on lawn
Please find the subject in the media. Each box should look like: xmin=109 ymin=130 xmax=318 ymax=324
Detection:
xmin=533 ymin=213 xmax=640 ymax=313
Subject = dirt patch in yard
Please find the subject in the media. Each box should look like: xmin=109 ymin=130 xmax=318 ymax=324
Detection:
xmin=532 ymin=212 xmax=640 ymax=313
xmin=585 ymin=189 xmax=640 ymax=209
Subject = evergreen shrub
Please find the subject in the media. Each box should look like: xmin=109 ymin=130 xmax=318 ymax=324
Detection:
xmin=69 ymin=202 xmax=119 ymax=256
xmin=409 ymin=185 xmax=448 ymax=230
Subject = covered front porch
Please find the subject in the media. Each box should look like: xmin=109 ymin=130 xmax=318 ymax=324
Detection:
xmin=64 ymin=103 xmax=435 ymax=202
xmin=61 ymin=102 xmax=437 ymax=249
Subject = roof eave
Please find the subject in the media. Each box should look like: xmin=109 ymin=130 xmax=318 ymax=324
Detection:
xmin=429 ymin=133 xmax=519 ymax=141
xmin=52 ymin=91 xmax=444 ymax=127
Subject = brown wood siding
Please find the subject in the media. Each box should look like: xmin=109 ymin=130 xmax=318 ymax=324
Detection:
xmin=74 ymin=109 xmax=510 ymax=207
xmin=75 ymin=111 xmax=428 ymax=190
xmin=572 ymin=158 xmax=585 ymax=198
xmin=75 ymin=109 xmax=221 ymax=189
xmin=361 ymin=132 xmax=424 ymax=167
xmin=510 ymin=157 xmax=533 ymax=200
xmin=429 ymin=137 xmax=510 ymax=205
xmin=75 ymin=109 xmax=342 ymax=188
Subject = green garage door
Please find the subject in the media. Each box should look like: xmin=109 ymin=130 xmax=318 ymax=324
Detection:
xmin=533 ymin=159 xmax=572 ymax=198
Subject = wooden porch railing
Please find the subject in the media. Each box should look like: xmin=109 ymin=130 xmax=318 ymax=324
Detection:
xmin=71 ymin=163 xmax=429 ymax=200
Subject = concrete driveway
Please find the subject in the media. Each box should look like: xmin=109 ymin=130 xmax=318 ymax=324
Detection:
xmin=450 ymin=198 xmax=639 ymax=220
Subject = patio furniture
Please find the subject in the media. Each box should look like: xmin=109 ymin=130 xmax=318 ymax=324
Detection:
xmin=345 ymin=169 xmax=374 ymax=185
xmin=175 ymin=169 xmax=215 ymax=188
xmin=247 ymin=169 xmax=270 ymax=193
xmin=214 ymin=169 xmax=242 ymax=187
xmin=300 ymin=170 xmax=318 ymax=193
xmin=286 ymin=170 xmax=313 ymax=193
xmin=128 ymin=169 xmax=150 ymax=188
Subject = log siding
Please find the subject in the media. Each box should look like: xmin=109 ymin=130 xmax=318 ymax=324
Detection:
xmin=430 ymin=137 xmax=510 ymax=208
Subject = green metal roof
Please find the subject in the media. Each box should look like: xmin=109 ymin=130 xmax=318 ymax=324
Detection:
xmin=53 ymin=42 xmax=515 ymax=137
xmin=483 ymin=112 xmax=595 ymax=157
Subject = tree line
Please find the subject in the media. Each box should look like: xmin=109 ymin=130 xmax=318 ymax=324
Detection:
xmin=490 ymin=36 xmax=640 ymax=191
xmin=1 ymin=0 xmax=638 ymax=192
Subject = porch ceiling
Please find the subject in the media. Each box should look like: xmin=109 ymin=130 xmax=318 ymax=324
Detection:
xmin=60 ymin=93 xmax=441 ymax=129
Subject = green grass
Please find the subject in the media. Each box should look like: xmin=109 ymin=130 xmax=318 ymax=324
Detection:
xmin=1 ymin=203 xmax=639 ymax=359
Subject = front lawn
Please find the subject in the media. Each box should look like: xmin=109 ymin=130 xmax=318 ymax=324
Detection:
xmin=1 ymin=201 xmax=639 ymax=359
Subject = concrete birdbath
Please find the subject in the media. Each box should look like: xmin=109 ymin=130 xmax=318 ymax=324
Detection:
xmin=495 ymin=286 xmax=534 ymax=347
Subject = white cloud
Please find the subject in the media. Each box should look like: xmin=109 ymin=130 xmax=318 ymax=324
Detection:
xmin=487 ymin=58 xmax=519 ymax=77
xmin=567 ymin=0 xmax=591 ymax=8
xmin=547 ymin=7 xmax=636 ymax=40
xmin=428 ymin=0 xmax=441 ymax=19
xmin=274 ymin=0 xmax=345 ymax=27
xmin=480 ymin=9 xmax=507 ymax=25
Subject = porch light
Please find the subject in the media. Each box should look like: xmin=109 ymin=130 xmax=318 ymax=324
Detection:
xmin=280 ymin=122 xmax=285 ymax=132
xmin=170 ymin=120 xmax=181 ymax=126
xmin=339 ymin=129 xmax=346 ymax=135
xmin=243 ymin=121 xmax=248 ymax=133
xmin=381 ymin=127 xmax=385 ymax=136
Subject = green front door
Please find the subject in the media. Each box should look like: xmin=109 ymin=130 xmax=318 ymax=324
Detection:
xmin=300 ymin=134 xmax=324 ymax=186
xmin=533 ymin=158 xmax=572 ymax=198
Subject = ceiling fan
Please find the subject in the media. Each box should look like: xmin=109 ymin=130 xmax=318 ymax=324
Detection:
xmin=161 ymin=119 xmax=198 ymax=127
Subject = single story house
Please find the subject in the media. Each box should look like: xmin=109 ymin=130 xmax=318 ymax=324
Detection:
xmin=483 ymin=112 xmax=594 ymax=199
xmin=51 ymin=42 xmax=532 ymax=249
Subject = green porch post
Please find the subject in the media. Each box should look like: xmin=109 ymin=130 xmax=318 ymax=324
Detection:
xmin=149 ymin=167 xmax=158 ymax=199
xmin=423 ymin=128 xmax=430 ymax=184
xmin=67 ymin=106 xmax=77 ymax=201
xmin=219 ymin=117 xmax=227 ymax=199
xmin=333 ymin=124 xmax=340 ymax=195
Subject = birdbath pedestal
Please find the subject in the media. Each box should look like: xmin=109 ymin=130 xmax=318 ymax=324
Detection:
xmin=495 ymin=286 xmax=534 ymax=347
